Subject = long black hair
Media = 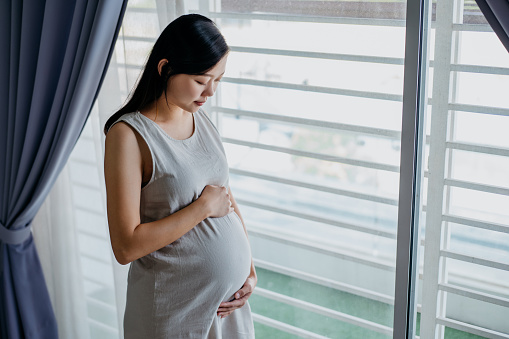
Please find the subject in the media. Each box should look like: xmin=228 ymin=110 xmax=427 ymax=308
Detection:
xmin=103 ymin=14 xmax=229 ymax=134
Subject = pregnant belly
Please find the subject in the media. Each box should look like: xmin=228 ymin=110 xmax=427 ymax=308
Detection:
xmin=147 ymin=212 xmax=252 ymax=303
xmin=125 ymin=213 xmax=252 ymax=336
xmin=187 ymin=212 xmax=252 ymax=298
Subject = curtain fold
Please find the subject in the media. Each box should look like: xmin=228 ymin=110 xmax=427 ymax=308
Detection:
xmin=475 ymin=0 xmax=509 ymax=53
xmin=0 ymin=0 xmax=127 ymax=338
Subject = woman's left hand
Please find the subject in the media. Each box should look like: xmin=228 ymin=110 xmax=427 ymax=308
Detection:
xmin=217 ymin=274 xmax=257 ymax=318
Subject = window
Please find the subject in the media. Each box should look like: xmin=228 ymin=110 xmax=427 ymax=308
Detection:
xmin=420 ymin=0 xmax=509 ymax=337
xmin=70 ymin=0 xmax=509 ymax=338
xmin=200 ymin=1 xmax=406 ymax=338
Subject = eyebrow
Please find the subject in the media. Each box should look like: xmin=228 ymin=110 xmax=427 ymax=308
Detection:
xmin=199 ymin=71 xmax=225 ymax=78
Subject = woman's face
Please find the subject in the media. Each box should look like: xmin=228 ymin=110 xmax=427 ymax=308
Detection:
xmin=165 ymin=55 xmax=228 ymax=113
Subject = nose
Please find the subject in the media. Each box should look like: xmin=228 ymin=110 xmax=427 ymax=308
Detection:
xmin=203 ymin=83 xmax=215 ymax=97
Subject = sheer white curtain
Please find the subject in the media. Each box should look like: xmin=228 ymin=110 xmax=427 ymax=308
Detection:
xmin=33 ymin=105 xmax=119 ymax=339
xmin=32 ymin=1 xmax=186 ymax=338
xmin=33 ymin=166 xmax=91 ymax=339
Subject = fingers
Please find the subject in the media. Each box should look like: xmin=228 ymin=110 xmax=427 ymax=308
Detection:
xmin=222 ymin=187 xmax=231 ymax=207
xmin=225 ymin=188 xmax=234 ymax=214
xmin=217 ymin=301 xmax=242 ymax=318
xmin=219 ymin=297 xmax=245 ymax=309
xmin=235 ymin=287 xmax=247 ymax=299
xmin=217 ymin=294 xmax=250 ymax=314
xmin=217 ymin=293 xmax=249 ymax=314
xmin=217 ymin=310 xmax=233 ymax=318
xmin=217 ymin=282 xmax=254 ymax=318
xmin=217 ymin=304 xmax=241 ymax=313
xmin=203 ymin=185 xmax=234 ymax=217
xmin=217 ymin=275 xmax=257 ymax=318
xmin=217 ymin=307 xmax=234 ymax=314
xmin=237 ymin=280 xmax=255 ymax=298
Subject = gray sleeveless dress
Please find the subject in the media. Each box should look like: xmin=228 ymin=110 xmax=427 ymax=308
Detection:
xmin=110 ymin=110 xmax=255 ymax=339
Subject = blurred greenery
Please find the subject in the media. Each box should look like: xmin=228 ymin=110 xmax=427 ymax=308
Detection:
xmin=291 ymin=127 xmax=358 ymax=181
xmin=251 ymin=268 xmax=487 ymax=339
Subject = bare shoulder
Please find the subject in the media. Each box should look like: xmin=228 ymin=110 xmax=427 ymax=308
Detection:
xmin=104 ymin=121 xmax=143 ymax=174
xmin=105 ymin=121 xmax=137 ymax=146
xmin=105 ymin=122 xmax=142 ymax=157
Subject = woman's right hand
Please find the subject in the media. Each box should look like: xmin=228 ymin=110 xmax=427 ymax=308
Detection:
xmin=199 ymin=185 xmax=234 ymax=218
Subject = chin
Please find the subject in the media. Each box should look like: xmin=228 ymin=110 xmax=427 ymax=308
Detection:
xmin=179 ymin=105 xmax=198 ymax=114
xmin=189 ymin=104 xmax=202 ymax=113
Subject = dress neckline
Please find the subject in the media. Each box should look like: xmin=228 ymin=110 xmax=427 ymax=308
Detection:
xmin=137 ymin=110 xmax=198 ymax=142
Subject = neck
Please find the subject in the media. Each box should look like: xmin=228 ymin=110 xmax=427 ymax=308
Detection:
xmin=145 ymin=96 xmax=187 ymax=122
xmin=141 ymin=96 xmax=195 ymax=140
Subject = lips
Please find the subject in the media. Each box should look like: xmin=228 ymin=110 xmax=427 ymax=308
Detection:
xmin=194 ymin=101 xmax=205 ymax=106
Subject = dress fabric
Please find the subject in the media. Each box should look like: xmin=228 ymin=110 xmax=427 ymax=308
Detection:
xmin=110 ymin=110 xmax=255 ymax=339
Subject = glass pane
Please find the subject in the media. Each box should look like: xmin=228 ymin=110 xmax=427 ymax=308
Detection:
xmin=418 ymin=0 xmax=509 ymax=338
xmin=206 ymin=1 xmax=408 ymax=337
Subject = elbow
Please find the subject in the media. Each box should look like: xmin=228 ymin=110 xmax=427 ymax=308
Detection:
xmin=109 ymin=227 xmax=143 ymax=265
xmin=112 ymin=245 xmax=134 ymax=265
xmin=115 ymin=255 xmax=131 ymax=266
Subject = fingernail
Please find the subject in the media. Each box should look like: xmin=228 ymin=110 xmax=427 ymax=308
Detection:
xmin=235 ymin=293 xmax=240 ymax=298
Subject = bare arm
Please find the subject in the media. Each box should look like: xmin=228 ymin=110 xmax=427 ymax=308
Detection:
xmin=104 ymin=122 xmax=232 ymax=265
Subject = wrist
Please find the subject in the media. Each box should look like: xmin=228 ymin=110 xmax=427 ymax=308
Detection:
xmin=249 ymin=266 xmax=257 ymax=283
xmin=195 ymin=196 xmax=211 ymax=219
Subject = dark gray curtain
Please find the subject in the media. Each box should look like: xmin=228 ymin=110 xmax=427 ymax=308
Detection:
xmin=0 ymin=0 xmax=127 ymax=338
xmin=476 ymin=0 xmax=509 ymax=52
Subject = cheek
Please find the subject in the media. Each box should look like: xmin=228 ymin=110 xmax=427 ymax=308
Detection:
xmin=176 ymin=83 xmax=200 ymax=100
xmin=194 ymin=84 xmax=204 ymax=94
xmin=184 ymin=81 xmax=200 ymax=94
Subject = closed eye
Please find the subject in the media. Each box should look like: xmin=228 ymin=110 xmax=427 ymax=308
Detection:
xmin=195 ymin=80 xmax=205 ymax=85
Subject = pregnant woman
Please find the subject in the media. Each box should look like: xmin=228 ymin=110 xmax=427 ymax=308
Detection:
xmin=103 ymin=14 xmax=256 ymax=338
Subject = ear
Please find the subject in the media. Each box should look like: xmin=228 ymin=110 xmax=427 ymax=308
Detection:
xmin=157 ymin=59 xmax=169 ymax=76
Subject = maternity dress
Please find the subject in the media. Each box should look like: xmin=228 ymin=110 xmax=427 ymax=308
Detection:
xmin=109 ymin=110 xmax=254 ymax=339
